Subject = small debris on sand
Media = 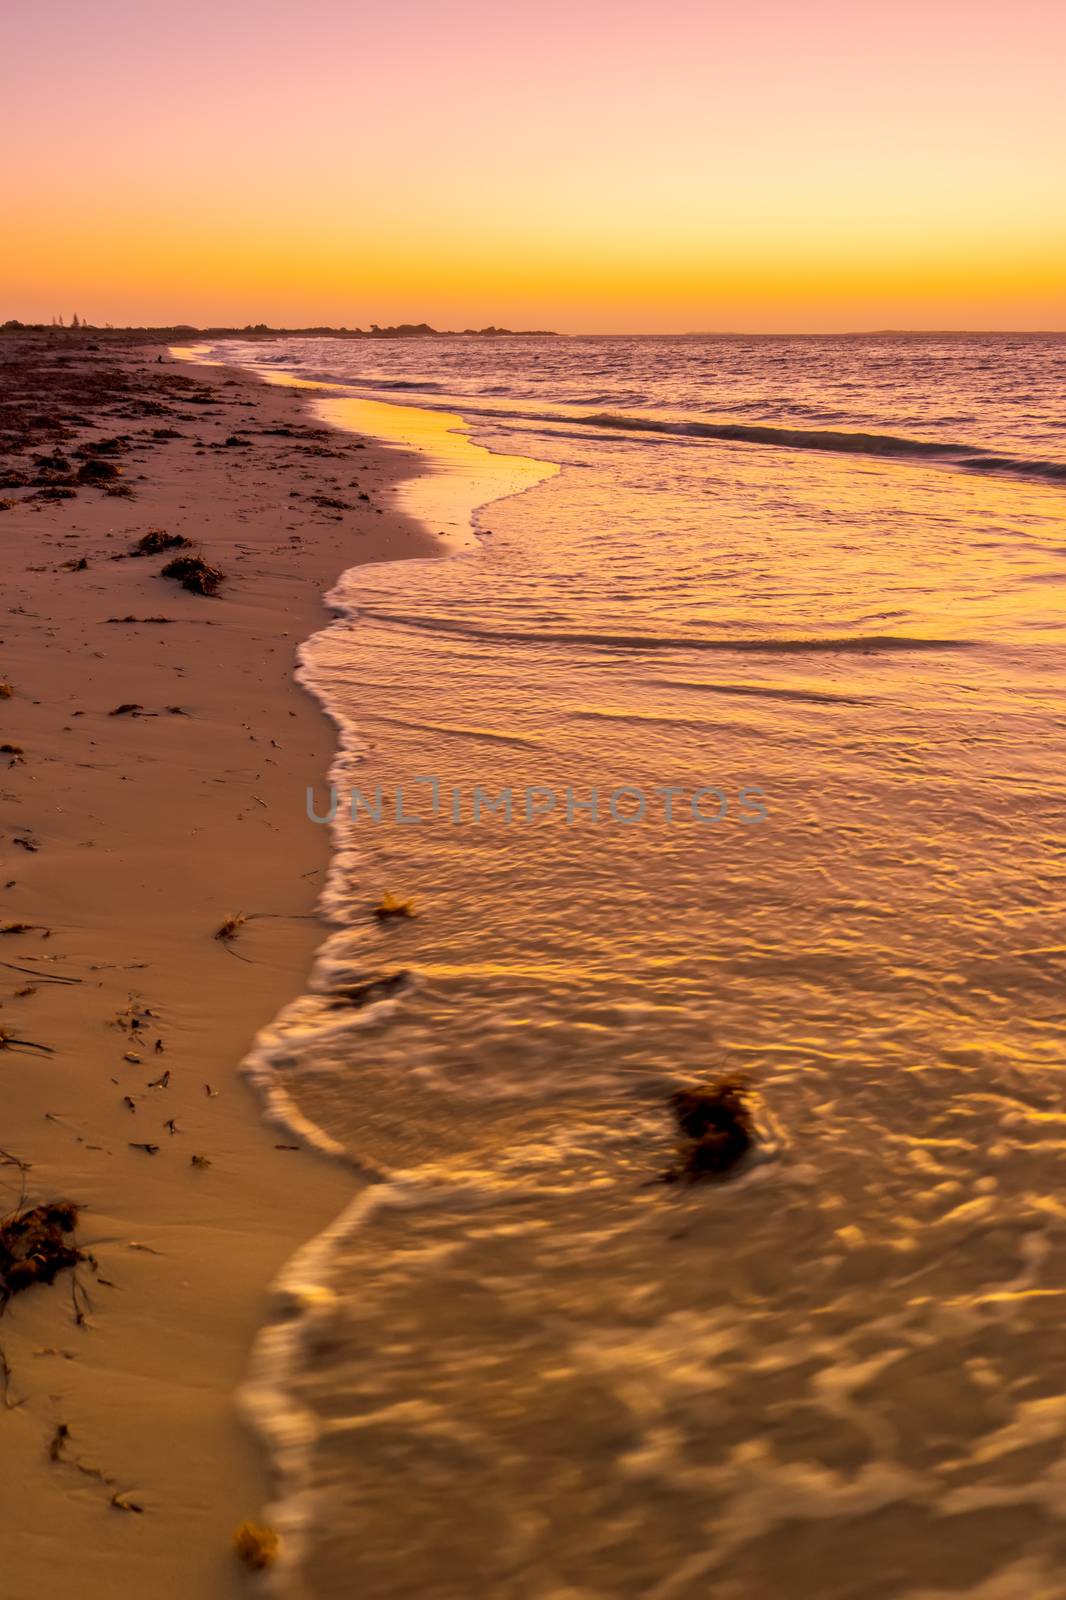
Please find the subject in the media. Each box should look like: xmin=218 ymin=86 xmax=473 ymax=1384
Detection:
xmin=0 ymin=1202 xmax=82 ymax=1306
xmin=108 ymin=703 xmax=144 ymax=716
xmin=0 ymin=1026 xmax=54 ymax=1053
xmin=160 ymin=554 xmax=225 ymax=596
xmin=0 ymin=1027 xmax=54 ymax=1053
xmin=214 ymin=912 xmax=246 ymax=942
xmin=129 ymin=529 xmax=189 ymax=557
xmin=309 ymin=493 xmax=352 ymax=510
xmin=110 ymin=1491 xmax=144 ymax=1514
xmin=76 ymin=458 xmax=121 ymax=484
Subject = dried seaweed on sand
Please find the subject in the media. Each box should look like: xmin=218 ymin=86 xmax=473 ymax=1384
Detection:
xmin=160 ymin=554 xmax=225 ymax=596
xmin=129 ymin=529 xmax=189 ymax=557
xmin=234 ymin=1522 xmax=280 ymax=1570
xmin=0 ymin=1201 xmax=82 ymax=1308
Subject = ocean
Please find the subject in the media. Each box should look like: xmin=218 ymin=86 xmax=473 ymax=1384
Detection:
xmin=194 ymin=335 xmax=1066 ymax=1599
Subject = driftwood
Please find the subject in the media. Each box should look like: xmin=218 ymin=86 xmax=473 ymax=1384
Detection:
xmin=0 ymin=961 xmax=80 ymax=983
xmin=0 ymin=1027 xmax=54 ymax=1054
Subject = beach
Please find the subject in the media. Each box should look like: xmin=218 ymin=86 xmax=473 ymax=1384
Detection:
xmin=4 ymin=330 xmax=1065 ymax=1600
xmin=0 ymin=335 xmax=439 ymax=1599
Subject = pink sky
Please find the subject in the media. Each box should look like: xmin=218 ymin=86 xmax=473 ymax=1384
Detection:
xmin=5 ymin=0 xmax=1066 ymax=330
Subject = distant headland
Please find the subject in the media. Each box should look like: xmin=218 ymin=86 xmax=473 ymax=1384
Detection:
xmin=1 ymin=318 xmax=559 ymax=339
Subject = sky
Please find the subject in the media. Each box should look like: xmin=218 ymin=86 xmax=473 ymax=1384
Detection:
xmin=5 ymin=0 xmax=1065 ymax=332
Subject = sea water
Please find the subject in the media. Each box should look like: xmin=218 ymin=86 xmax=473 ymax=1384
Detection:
xmin=200 ymin=335 xmax=1066 ymax=1600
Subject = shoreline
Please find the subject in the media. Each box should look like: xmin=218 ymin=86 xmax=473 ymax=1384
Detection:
xmin=0 ymin=336 xmax=442 ymax=1598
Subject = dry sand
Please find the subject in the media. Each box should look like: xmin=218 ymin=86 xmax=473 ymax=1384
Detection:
xmin=0 ymin=337 xmax=440 ymax=1599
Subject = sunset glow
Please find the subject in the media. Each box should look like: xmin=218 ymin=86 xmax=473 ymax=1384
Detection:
xmin=7 ymin=0 xmax=1065 ymax=330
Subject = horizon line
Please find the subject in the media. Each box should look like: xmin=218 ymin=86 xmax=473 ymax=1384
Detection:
xmin=5 ymin=319 xmax=1066 ymax=340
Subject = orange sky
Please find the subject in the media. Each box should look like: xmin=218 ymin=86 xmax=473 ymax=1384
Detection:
xmin=6 ymin=0 xmax=1065 ymax=332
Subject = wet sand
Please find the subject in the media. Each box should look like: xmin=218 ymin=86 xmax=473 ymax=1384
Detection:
xmin=0 ymin=335 xmax=439 ymax=1599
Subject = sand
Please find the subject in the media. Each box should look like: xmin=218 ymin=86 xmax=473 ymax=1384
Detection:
xmin=0 ymin=336 xmax=440 ymax=1599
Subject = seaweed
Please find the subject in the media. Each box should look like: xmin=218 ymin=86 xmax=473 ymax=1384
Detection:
xmin=74 ymin=437 xmax=126 ymax=457
xmin=129 ymin=529 xmax=189 ymax=557
xmin=76 ymin=458 xmax=121 ymax=484
xmin=213 ymin=912 xmax=246 ymax=942
xmin=160 ymin=554 xmax=225 ymax=596
xmin=0 ymin=1201 xmax=82 ymax=1308
xmin=234 ymin=1521 xmax=280 ymax=1570
xmin=309 ymin=493 xmax=353 ymax=510
xmin=661 ymin=1077 xmax=756 ymax=1183
xmin=325 ymin=970 xmax=410 ymax=1009
xmin=373 ymin=892 xmax=415 ymax=921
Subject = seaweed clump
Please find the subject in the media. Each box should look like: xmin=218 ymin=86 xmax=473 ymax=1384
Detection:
xmin=161 ymin=554 xmax=225 ymax=596
xmin=234 ymin=1521 xmax=280 ymax=1570
xmin=325 ymin=970 xmax=409 ymax=1009
xmin=130 ymin=530 xmax=189 ymax=557
xmin=662 ymin=1077 xmax=755 ymax=1183
xmin=373 ymin=892 xmax=415 ymax=922
xmin=76 ymin=458 xmax=121 ymax=484
xmin=0 ymin=1201 xmax=82 ymax=1307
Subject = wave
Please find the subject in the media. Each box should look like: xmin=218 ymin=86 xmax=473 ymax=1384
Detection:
xmin=372 ymin=713 xmax=544 ymax=747
xmin=646 ymin=678 xmax=872 ymax=705
xmin=363 ymin=609 xmax=973 ymax=656
xmin=577 ymin=413 xmax=1066 ymax=481
xmin=358 ymin=377 xmax=446 ymax=393
xmin=206 ymin=341 xmax=1066 ymax=484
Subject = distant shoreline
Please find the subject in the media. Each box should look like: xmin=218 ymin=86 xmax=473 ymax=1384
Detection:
xmin=0 ymin=321 xmax=559 ymax=340
xmin=4 ymin=323 xmax=1066 ymax=346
